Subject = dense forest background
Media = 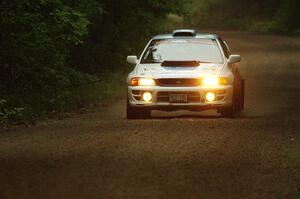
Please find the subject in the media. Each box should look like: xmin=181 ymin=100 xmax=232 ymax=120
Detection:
xmin=0 ymin=0 xmax=299 ymax=123
xmin=191 ymin=0 xmax=299 ymax=33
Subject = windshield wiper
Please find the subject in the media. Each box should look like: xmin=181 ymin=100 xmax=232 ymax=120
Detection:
xmin=142 ymin=60 xmax=162 ymax=64
xmin=197 ymin=61 xmax=214 ymax=63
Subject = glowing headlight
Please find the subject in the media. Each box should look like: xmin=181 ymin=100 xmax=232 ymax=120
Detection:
xmin=130 ymin=78 xmax=156 ymax=86
xmin=142 ymin=92 xmax=153 ymax=102
xmin=205 ymin=92 xmax=216 ymax=102
xmin=203 ymin=77 xmax=219 ymax=86
xmin=139 ymin=78 xmax=156 ymax=86
xmin=202 ymin=77 xmax=228 ymax=86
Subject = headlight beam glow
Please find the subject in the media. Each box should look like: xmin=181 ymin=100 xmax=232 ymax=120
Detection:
xmin=203 ymin=77 xmax=219 ymax=86
xmin=202 ymin=77 xmax=228 ymax=86
xmin=142 ymin=92 xmax=153 ymax=102
xmin=205 ymin=92 xmax=216 ymax=102
xmin=139 ymin=78 xmax=156 ymax=86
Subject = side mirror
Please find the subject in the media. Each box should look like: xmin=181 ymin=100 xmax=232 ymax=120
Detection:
xmin=127 ymin=55 xmax=138 ymax=64
xmin=228 ymin=55 xmax=241 ymax=64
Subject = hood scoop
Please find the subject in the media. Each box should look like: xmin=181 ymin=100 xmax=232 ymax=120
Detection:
xmin=161 ymin=60 xmax=200 ymax=67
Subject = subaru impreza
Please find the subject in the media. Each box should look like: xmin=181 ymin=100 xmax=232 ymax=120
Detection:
xmin=126 ymin=29 xmax=244 ymax=119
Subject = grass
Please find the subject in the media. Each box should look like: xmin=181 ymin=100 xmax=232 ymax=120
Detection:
xmin=72 ymin=71 xmax=127 ymax=108
xmin=0 ymin=70 xmax=128 ymax=126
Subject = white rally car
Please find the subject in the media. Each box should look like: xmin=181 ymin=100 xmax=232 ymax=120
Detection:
xmin=126 ymin=29 xmax=245 ymax=119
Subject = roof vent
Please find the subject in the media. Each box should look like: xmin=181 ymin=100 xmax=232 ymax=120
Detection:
xmin=172 ymin=29 xmax=196 ymax=37
xmin=161 ymin=61 xmax=200 ymax=67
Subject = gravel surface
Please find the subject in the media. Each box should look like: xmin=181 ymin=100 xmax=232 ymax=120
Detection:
xmin=0 ymin=32 xmax=300 ymax=199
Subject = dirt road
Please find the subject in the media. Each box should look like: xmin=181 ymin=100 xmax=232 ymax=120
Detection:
xmin=0 ymin=32 xmax=300 ymax=199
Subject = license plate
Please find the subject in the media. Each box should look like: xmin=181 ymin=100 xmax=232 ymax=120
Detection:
xmin=169 ymin=93 xmax=188 ymax=103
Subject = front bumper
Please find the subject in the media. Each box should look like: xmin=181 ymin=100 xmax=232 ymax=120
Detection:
xmin=128 ymin=85 xmax=233 ymax=111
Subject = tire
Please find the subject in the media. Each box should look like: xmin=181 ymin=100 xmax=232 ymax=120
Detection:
xmin=127 ymin=99 xmax=151 ymax=119
xmin=220 ymin=80 xmax=243 ymax=118
xmin=240 ymin=79 xmax=245 ymax=110
xmin=220 ymin=104 xmax=237 ymax=118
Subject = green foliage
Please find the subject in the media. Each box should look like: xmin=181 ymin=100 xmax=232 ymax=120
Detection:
xmin=54 ymin=6 xmax=90 ymax=45
xmin=0 ymin=0 xmax=191 ymax=123
xmin=0 ymin=0 xmax=90 ymax=69
xmin=249 ymin=21 xmax=281 ymax=33
xmin=72 ymin=72 xmax=127 ymax=108
xmin=70 ymin=0 xmax=193 ymax=71
xmin=0 ymin=0 xmax=92 ymax=123
xmin=0 ymin=99 xmax=25 ymax=123
xmin=191 ymin=0 xmax=299 ymax=34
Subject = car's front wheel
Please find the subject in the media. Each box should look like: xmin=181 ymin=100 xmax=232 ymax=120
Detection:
xmin=220 ymin=79 xmax=245 ymax=118
xmin=220 ymin=103 xmax=238 ymax=118
xmin=127 ymin=99 xmax=151 ymax=119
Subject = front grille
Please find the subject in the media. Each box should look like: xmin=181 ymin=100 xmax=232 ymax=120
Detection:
xmin=156 ymin=78 xmax=201 ymax=87
xmin=157 ymin=92 xmax=201 ymax=103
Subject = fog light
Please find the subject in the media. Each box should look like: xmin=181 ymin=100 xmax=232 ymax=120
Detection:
xmin=142 ymin=92 xmax=152 ymax=102
xmin=205 ymin=92 xmax=216 ymax=102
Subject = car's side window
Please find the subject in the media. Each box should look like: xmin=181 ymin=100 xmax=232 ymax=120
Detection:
xmin=219 ymin=38 xmax=231 ymax=58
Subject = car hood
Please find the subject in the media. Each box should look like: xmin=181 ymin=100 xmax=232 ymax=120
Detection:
xmin=137 ymin=63 xmax=224 ymax=78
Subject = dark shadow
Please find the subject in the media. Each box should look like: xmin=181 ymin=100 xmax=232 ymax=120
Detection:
xmin=149 ymin=110 xmax=266 ymax=120
xmin=151 ymin=114 xmax=221 ymax=120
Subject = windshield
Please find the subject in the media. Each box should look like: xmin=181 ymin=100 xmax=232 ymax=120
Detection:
xmin=141 ymin=38 xmax=223 ymax=64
